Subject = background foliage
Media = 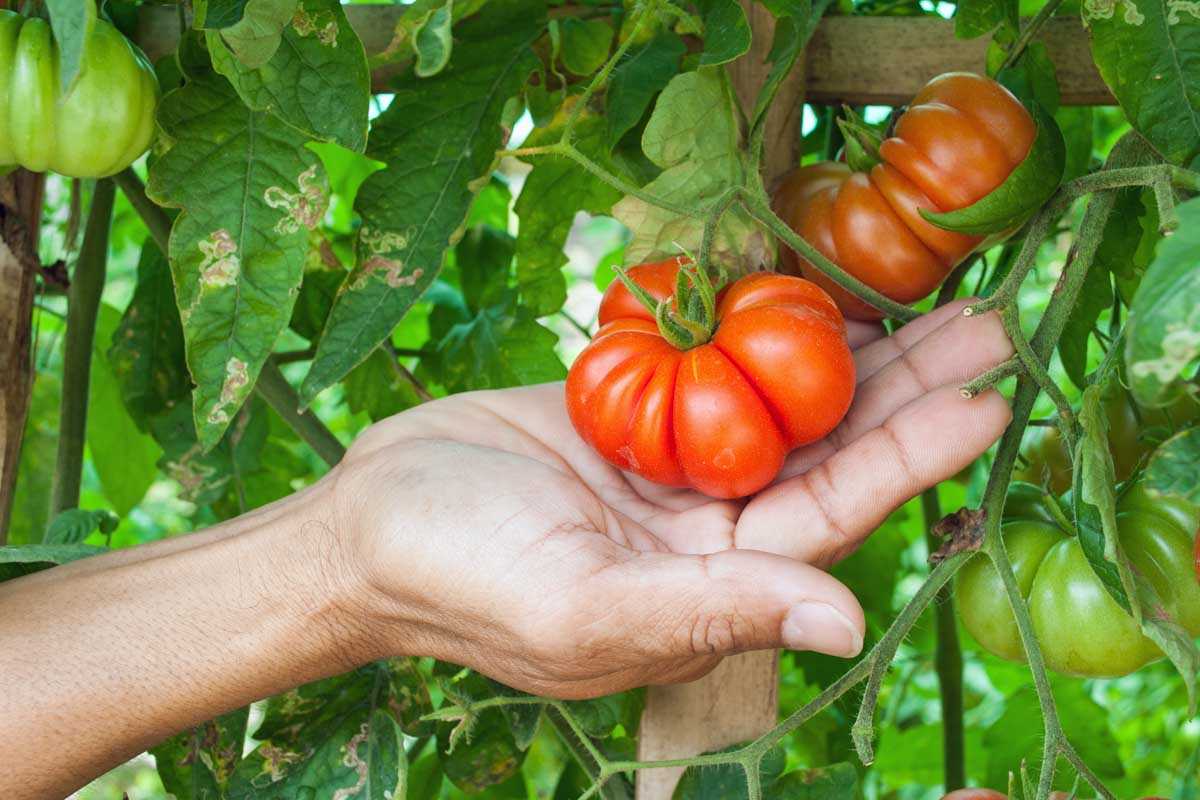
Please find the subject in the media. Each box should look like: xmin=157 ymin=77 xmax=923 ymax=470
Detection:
xmin=1 ymin=0 xmax=1198 ymax=797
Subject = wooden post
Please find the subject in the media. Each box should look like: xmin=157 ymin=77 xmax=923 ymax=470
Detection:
xmin=0 ymin=170 xmax=45 ymax=542
xmin=635 ymin=5 xmax=806 ymax=797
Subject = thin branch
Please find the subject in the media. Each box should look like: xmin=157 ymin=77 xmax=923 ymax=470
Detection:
xmin=384 ymin=342 xmax=434 ymax=403
xmin=961 ymin=356 xmax=1021 ymax=398
xmin=273 ymin=347 xmax=316 ymax=365
xmin=923 ymin=487 xmax=965 ymax=792
xmin=113 ymin=168 xmax=172 ymax=253
xmin=999 ymin=0 xmax=1067 ymax=72
xmin=50 ymin=179 xmax=116 ymax=517
xmin=737 ymin=190 xmax=920 ymax=320
xmin=256 ymin=359 xmax=346 ymax=468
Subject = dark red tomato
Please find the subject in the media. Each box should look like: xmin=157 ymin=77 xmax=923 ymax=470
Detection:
xmin=774 ymin=73 xmax=1036 ymax=319
xmin=566 ymin=257 xmax=855 ymax=499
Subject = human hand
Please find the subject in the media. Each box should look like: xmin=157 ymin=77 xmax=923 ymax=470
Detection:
xmin=334 ymin=299 xmax=1013 ymax=698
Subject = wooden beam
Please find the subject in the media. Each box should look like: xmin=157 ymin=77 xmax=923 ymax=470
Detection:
xmin=636 ymin=4 xmax=796 ymax=798
xmin=135 ymin=8 xmax=1114 ymax=105
xmin=804 ymin=16 xmax=1112 ymax=106
xmin=0 ymin=171 xmax=45 ymax=542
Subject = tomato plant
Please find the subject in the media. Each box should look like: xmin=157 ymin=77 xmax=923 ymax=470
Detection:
xmin=773 ymin=73 xmax=1037 ymax=319
xmin=0 ymin=0 xmax=1197 ymax=797
xmin=566 ymin=257 xmax=854 ymax=498
xmin=958 ymin=494 xmax=1200 ymax=677
xmin=0 ymin=8 xmax=157 ymax=178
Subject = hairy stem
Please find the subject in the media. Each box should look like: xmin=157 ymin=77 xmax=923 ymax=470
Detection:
xmin=737 ymin=191 xmax=919 ymax=320
xmin=560 ymin=0 xmax=652 ymax=144
xmin=999 ymin=0 xmax=1066 ymax=72
xmin=50 ymin=180 xmax=115 ymax=517
xmin=923 ymin=488 xmax=965 ymax=791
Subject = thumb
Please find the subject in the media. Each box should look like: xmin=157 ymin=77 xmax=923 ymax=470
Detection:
xmin=591 ymin=549 xmax=866 ymax=660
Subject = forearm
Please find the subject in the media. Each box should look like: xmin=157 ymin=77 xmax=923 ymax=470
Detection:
xmin=0 ymin=477 xmax=382 ymax=799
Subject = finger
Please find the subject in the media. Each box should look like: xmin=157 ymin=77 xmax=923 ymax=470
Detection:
xmin=846 ymin=319 xmax=886 ymax=349
xmin=582 ymin=548 xmax=866 ymax=660
xmin=779 ymin=306 xmax=1011 ymax=480
xmin=852 ymin=298 xmax=979 ymax=382
xmin=737 ymin=386 xmax=1011 ymax=565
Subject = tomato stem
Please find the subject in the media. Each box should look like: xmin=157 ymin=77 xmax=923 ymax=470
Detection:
xmin=836 ymin=111 xmax=883 ymax=172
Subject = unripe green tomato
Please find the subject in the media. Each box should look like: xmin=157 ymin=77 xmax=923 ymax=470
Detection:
xmin=1002 ymin=481 xmax=1063 ymax=524
xmin=957 ymin=512 xmax=1200 ymax=678
xmin=1118 ymin=481 xmax=1200 ymax=541
xmin=0 ymin=9 xmax=158 ymax=178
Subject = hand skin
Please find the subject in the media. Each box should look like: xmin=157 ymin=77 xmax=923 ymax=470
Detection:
xmin=0 ymin=300 xmax=1012 ymax=799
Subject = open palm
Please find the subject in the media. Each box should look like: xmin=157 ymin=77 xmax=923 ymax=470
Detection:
xmin=335 ymin=300 xmax=1012 ymax=698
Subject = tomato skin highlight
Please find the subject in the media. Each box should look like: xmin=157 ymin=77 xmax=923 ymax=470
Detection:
xmin=567 ymin=261 xmax=855 ymax=499
xmin=773 ymin=72 xmax=1035 ymax=320
xmin=956 ymin=502 xmax=1200 ymax=678
xmin=0 ymin=9 xmax=158 ymax=178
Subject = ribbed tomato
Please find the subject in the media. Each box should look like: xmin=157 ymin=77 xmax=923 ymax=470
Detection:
xmin=774 ymin=73 xmax=1035 ymax=319
xmin=566 ymin=257 xmax=855 ymax=499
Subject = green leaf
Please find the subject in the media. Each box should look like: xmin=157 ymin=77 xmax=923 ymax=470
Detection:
xmin=674 ymin=746 xmax=785 ymax=798
xmin=612 ymin=68 xmax=767 ymax=270
xmin=605 ymin=32 xmax=686 ymax=148
xmin=1057 ymin=258 xmax=1112 ymax=390
xmin=290 ymin=266 xmax=346 ymax=342
xmin=46 ymin=0 xmax=97 ymax=95
xmin=426 ymin=297 xmax=565 ymax=393
xmin=9 ymin=371 xmax=62 ymax=545
xmin=150 ymin=397 xmax=268 ymax=506
xmin=1141 ymin=427 xmax=1200 ymax=505
xmin=413 ymin=1 xmax=454 ymax=77
xmin=770 ymin=763 xmax=859 ymax=799
xmin=43 ymin=508 xmax=118 ymax=545
xmin=199 ymin=0 xmax=251 ymax=29
xmin=921 ymin=100 xmax=1065 ymax=235
xmin=560 ymin=18 xmax=613 ymax=76
xmin=152 ymin=707 xmax=250 ymax=800
xmin=955 ymin=0 xmax=1019 ymax=38
xmin=0 ymin=543 xmax=106 ymax=583
xmin=1057 ymin=105 xmax=1095 ymax=181
xmin=696 ymin=0 xmax=751 ymax=66
xmin=1125 ymin=196 xmax=1200 ymax=407
xmin=387 ymin=658 xmax=436 ymax=737
xmin=457 ymin=224 xmax=514 ymax=314
xmin=515 ymin=115 xmax=624 ymax=316
xmin=996 ymin=41 xmax=1060 ymax=114
xmin=214 ymin=0 xmax=298 ymax=69
xmin=210 ymin=0 xmax=371 ymax=152
xmin=750 ymin=0 xmax=825 ymax=133
xmin=230 ymin=665 xmax=406 ymax=799
xmin=301 ymin=1 xmax=545 ymax=404
xmin=147 ymin=72 xmax=328 ymax=450
xmin=89 ymin=305 xmax=161 ymax=515
xmin=1085 ymin=0 xmax=1200 ymax=165
xmin=343 ymin=347 xmax=423 ymax=421
xmin=438 ymin=698 xmax=524 ymax=793
xmin=108 ymin=239 xmax=189 ymax=431
xmin=405 ymin=751 xmax=444 ymax=800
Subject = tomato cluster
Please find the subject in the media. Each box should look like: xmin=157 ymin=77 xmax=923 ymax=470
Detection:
xmin=773 ymin=73 xmax=1035 ymax=319
xmin=957 ymin=482 xmax=1200 ymax=678
xmin=566 ymin=258 xmax=855 ymax=499
xmin=0 ymin=10 xmax=158 ymax=178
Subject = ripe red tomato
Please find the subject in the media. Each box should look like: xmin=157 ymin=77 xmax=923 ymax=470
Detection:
xmin=566 ymin=257 xmax=855 ymax=499
xmin=940 ymin=790 xmax=1007 ymax=800
xmin=774 ymin=73 xmax=1035 ymax=319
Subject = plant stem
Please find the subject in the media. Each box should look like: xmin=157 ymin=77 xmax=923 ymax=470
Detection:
xmin=50 ymin=179 xmax=115 ymax=517
xmin=999 ymin=0 xmax=1066 ymax=72
xmin=560 ymin=0 xmax=651 ymax=145
xmin=923 ymin=487 xmax=965 ymax=792
xmin=967 ymin=194 xmax=1068 ymax=315
xmin=737 ymin=190 xmax=919 ymax=320
xmin=548 ymin=707 xmax=633 ymax=800
xmin=256 ymin=359 xmax=346 ymax=468
xmin=113 ymin=168 xmax=172 ymax=253
xmin=961 ymin=356 xmax=1021 ymax=398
